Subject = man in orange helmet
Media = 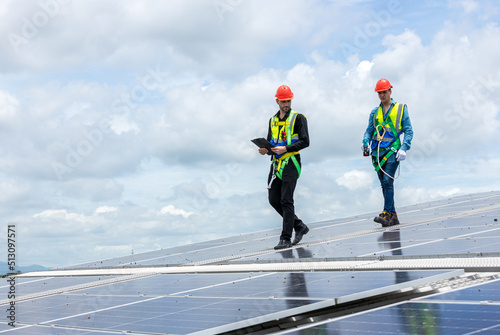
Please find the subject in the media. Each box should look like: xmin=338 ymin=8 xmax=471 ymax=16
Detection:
xmin=363 ymin=79 xmax=413 ymax=227
xmin=258 ymin=85 xmax=310 ymax=249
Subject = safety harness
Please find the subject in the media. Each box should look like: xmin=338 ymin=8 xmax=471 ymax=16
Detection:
xmin=371 ymin=103 xmax=404 ymax=173
xmin=270 ymin=110 xmax=301 ymax=181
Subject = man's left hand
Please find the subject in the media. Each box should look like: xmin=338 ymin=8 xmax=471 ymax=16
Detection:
xmin=396 ymin=150 xmax=406 ymax=161
xmin=271 ymin=146 xmax=287 ymax=155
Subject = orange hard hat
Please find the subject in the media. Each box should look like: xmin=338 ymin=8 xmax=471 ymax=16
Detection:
xmin=275 ymin=85 xmax=294 ymax=100
xmin=374 ymin=78 xmax=393 ymax=92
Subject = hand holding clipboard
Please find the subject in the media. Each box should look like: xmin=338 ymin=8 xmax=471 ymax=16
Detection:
xmin=251 ymin=138 xmax=274 ymax=155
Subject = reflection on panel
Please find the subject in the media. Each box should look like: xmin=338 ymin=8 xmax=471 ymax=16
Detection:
xmin=287 ymin=302 xmax=500 ymax=335
xmin=425 ymin=278 xmax=500 ymax=302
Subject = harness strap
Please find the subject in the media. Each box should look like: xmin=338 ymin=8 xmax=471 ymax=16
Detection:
xmin=372 ymin=146 xmax=397 ymax=172
xmin=278 ymin=151 xmax=299 ymax=161
xmin=372 ymin=114 xmax=401 ymax=172
xmin=291 ymin=155 xmax=301 ymax=177
xmin=274 ymin=151 xmax=300 ymax=179
xmin=272 ymin=110 xmax=302 ymax=180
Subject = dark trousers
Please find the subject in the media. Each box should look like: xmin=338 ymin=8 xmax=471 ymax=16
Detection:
xmin=376 ymin=153 xmax=400 ymax=213
xmin=267 ymin=160 xmax=304 ymax=240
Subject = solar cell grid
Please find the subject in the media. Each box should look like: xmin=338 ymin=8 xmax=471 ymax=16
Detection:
xmin=52 ymin=296 xmax=307 ymax=334
xmin=3 ymin=191 xmax=500 ymax=334
xmin=11 ymin=276 xmax=118 ymax=296
xmin=286 ymin=302 xmax=500 ymax=335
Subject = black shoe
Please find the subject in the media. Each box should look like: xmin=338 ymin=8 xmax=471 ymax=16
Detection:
xmin=388 ymin=213 xmax=399 ymax=226
xmin=374 ymin=211 xmax=390 ymax=226
xmin=274 ymin=239 xmax=292 ymax=250
xmin=292 ymin=225 xmax=309 ymax=245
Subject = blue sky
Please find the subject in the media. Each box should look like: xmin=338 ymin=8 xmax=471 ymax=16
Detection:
xmin=0 ymin=0 xmax=499 ymax=268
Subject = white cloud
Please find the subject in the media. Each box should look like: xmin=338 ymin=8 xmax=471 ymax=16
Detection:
xmin=95 ymin=206 xmax=118 ymax=214
xmin=437 ymin=188 xmax=462 ymax=198
xmin=336 ymin=170 xmax=373 ymax=191
xmin=33 ymin=209 xmax=73 ymax=219
xmin=109 ymin=115 xmax=140 ymax=135
xmin=160 ymin=205 xmax=193 ymax=218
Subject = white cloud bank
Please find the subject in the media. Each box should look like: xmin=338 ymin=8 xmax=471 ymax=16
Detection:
xmin=336 ymin=170 xmax=373 ymax=191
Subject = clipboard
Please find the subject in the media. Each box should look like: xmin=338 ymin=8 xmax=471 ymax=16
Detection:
xmin=251 ymin=138 xmax=274 ymax=154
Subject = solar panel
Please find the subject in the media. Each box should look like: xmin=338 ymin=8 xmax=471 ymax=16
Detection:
xmin=286 ymin=278 xmax=500 ymax=334
xmin=284 ymin=301 xmax=500 ymax=334
xmin=3 ymin=190 xmax=500 ymax=334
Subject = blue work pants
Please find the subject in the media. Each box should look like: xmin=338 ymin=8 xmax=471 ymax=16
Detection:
xmin=376 ymin=153 xmax=399 ymax=213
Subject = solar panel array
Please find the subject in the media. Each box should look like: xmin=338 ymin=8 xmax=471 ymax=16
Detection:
xmin=2 ymin=191 xmax=500 ymax=334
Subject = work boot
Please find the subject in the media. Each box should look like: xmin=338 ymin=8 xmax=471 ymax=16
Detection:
xmin=374 ymin=211 xmax=390 ymax=226
xmin=292 ymin=225 xmax=310 ymax=245
xmin=274 ymin=239 xmax=292 ymax=250
xmin=388 ymin=213 xmax=400 ymax=226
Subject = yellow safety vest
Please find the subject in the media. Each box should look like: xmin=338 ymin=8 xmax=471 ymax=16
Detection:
xmin=371 ymin=102 xmax=405 ymax=171
xmin=372 ymin=102 xmax=404 ymax=149
xmin=270 ymin=110 xmax=301 ymax=179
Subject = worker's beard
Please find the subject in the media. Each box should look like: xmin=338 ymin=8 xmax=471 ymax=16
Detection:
xmin=281 ymin=106 xmax=291 ymax=113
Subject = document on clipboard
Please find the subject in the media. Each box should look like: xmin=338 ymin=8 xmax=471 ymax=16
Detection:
xmin=251 ymin=138 xmax=274 ymax=154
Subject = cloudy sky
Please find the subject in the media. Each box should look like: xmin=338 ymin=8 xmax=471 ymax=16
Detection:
xmin=1 ymin=0 xmax=499 ymax=269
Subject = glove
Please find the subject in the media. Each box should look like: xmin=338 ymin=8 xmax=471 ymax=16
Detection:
xmin=396 ymin=150 xmax=406 ymax=161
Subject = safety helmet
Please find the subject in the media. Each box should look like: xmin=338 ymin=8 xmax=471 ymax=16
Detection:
xmin=275 ymin=85 xmax=294 ymax=100
xmin=374 ymin=78 xmax=393 ymax=92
